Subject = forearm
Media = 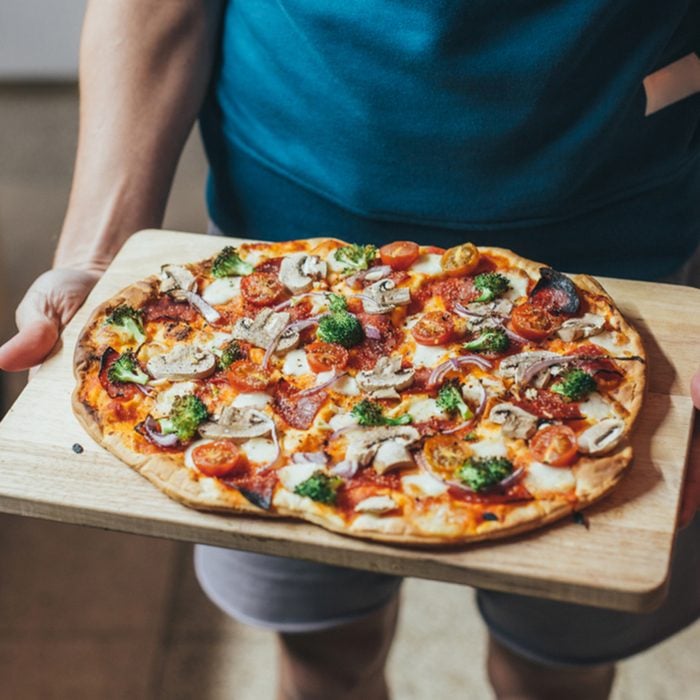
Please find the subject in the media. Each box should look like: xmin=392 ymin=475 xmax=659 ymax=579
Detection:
xmin=55 ymin=0 xmax=223 ymax=271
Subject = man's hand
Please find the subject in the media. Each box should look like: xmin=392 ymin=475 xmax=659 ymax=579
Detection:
xmin=0 ymin=268 xmax=101 ymax=372
xmin=678 ymin=371 xmax=700 ymax=528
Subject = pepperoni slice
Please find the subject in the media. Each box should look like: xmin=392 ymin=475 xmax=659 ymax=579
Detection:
xmin=273 ymin=380 xmax=327 ymax=430
xmin=516 ymin=390 xmax=582 ymax=420
xmin=241 ymin=272 xmax=285 ymax=306
xmin=98 ymin=347 xmax=139 ymax=399
xmin=143 ymin=296 xmax=198 ymax=323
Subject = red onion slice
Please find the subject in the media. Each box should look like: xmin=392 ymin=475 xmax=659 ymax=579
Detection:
xmin=428 ymin=354 xmax=492 ymax=387
xmin=502 ymin=325 xmax=531 ymax=345
xmin=141 ymin=415 xmax=181 ymax=448
xmin=443 ymin=420 xmax=475 ymax=435
xmin=261 ymin=322 xmax=292 ymax=370
xmin=273 ymin=292 xmax=329 ymax=312
xmin=174 ymin=290 xmax=221 ymax=324
xmin=292 ymin=451 xmax=328 ymax=465
xmin=453 ymin=303 xmax=487 ymax=319
xmin=519 ymin=355 xmax=576 ymax=386
xmin=330 ymin=459 xmax=360 ymax=478
xmin=297 ymin=370 xmax=347 ymax=397
xmin=286 ymin=314 xmax=328 ymax=333
xmin=364 ymin=325 xmax=382 ymax=340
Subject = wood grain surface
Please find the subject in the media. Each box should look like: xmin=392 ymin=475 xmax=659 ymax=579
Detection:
xmin=0 ymin=229 xmax=697 ymax=612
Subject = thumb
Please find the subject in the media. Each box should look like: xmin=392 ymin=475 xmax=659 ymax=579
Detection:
xmin=0 ymin=303 xmax=59 ymax=372
xmin=691 ymin=371 xmax=700 ymax=410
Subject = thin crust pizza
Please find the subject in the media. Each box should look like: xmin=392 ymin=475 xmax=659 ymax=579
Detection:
xmin=72 ymin=238 xmax=645 ymax=545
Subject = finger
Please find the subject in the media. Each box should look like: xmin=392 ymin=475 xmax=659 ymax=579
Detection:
xmin=691 ymin=371 xmax=700 ymax=409
xmin=0 ymin=319 xmax=59 ymax=371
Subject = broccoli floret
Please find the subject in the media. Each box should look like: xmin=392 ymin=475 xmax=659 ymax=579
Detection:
xmin=551 ymin=368 xmax=596 ymax=402
xmin=317 ymin=311 xmax=364 ymax=348
xmin=473 ymin=272 xmax=511 ymax=303
xmin=332 ymin=244 xmax=377 ymax=273
xmin=436 ymin=380 xmax=472 ymax=420
xmin=159 ymin=395 xmax=209 ymax=443
xmin=327 ymin=293 xmax=348 ymax=313
xmin=211 ymin=246 xmax=254 ymax=278
xmin=216 ymin=339 xmax=245 ymax=370
xmin=463 ymin=327 xmax=509 ymax=354
xmin=351 ymin=399 xmax=412 ymax=427
xmin=455 ymin=457 xmax=514 ymax=492
xmin=105 ymin=305 xmax=146 ymax=344
xmin=294 ymin=471 xmax=343 ymax=504
xmin=107 ymin=350 xmax=149 ymax=385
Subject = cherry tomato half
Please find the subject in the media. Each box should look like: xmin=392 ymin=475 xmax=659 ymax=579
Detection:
xmin=510 ymin=302 xmax=560 ymax=341
xmin=191 ymin=440 xmax=246 ymax=477
xmin=411 ymin=310 xmax=455 ymax=346
xmin=240 ymin=272 xmax=285 ymax=306
xmin=529 ymin=425 xmax=578 ymax=467
xmin=305 ymin=341 xmax=349 ymax=373
xmin=227 ymin=360 xmax=271 ymax=391
xmin=379 ymin=241 xmax=420 ymax=271
xmin=441 ymin=242 xmax=480 ymax=277
xmin=423 ymin=434 xmax=473 ymax=478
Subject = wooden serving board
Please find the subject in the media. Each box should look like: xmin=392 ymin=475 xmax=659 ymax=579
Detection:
xmin=0 ymin=230 xmax=697 ymax=612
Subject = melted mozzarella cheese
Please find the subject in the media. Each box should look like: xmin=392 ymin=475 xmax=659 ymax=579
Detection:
xmin=243 ymin=249 xmax=264 ymax=265
xmin=402 ymin=472 xmax=448 ymax=497
xmin=469 ymin=429 xmax=509 ymax=458
xmin=277 ymin=462 xmax=320 ymax=490
xmin=523 ymin=461 xmax=576 ymax=494
xmin=202 ymin=331 xmax=233 ymax=351
xmin=317 ymin=371 xmax=360 ymax=396
xmin=578 ymin=392 xmax=615 ymax=420
xmin=202 ymin=277 xmax=241 ymax=304
xmin=153 ymin=381 xmax=196 ymax=417
xmin=242 ymin=438 xmax=277 ymax=465
xmin=501 ymin=270 xmax=530 ymax=301
xmin=232 ymin=392 xmax=272 ymax=409
xmin=283 ymin=348 xmax=312 ymax=376
xmin=404 ymin=397 xmax=444 ymax=422
xmin=412 ymin=344 xmax=449 ymax=368
xmin=328 ymin=412 xmax=358 ymax=431
xmin=309 ymin=294 xmax=329 ymax=315
xmin=327 ymin=250 xmax=346 ymax=273
xmin=588 ymin=331 xmax=631 ymax=354
xmin=411 ymin=253 xmax=443 ymax=275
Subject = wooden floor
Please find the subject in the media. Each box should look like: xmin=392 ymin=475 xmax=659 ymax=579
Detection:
xmin=0 ymin=84 xmax=699 ymax=699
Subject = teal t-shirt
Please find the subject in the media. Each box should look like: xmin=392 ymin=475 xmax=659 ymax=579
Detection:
xmin=200 ymin=0 xmax=700 ymax=279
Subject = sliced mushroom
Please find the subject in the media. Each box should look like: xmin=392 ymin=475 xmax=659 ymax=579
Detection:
xmin=489 ymin=403 xmax=538 ymax=439
xmin=498 ymin=351 xmax=561 ymax=388
xmin=462 ymin=298 xmax=514 ymax=331
xmin=344 ymin=425 xmax=420 ymax=467
xmin=279 ymin=253 xmax=327 ymax=294
xmin=199 ymin=406 xmax=273 ymax=441
xmin=356 ymin=356 xmax=415 ymax=399
xmin=146 ymin=344 xmax=216 ymax=381
xmin=231 ymin=308 xmax=300 ymax=353
xmin=361 ymin=279 xmax=411 ymax=314
xmin=556 ymin=313 xmax=606 ymax=342
xmin=577 ymin=418 xmax=625 ymax=455
xmin=354 ymin=495 xmax=398 ymax=514
xmin=160 ymin=264 xmax=197 ymax=294
xmin=373 ymin=440 xmax=415 ymax=475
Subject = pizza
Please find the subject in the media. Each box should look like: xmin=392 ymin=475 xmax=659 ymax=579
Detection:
xmin=72 ymin=237 xmax=645 ymax=545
